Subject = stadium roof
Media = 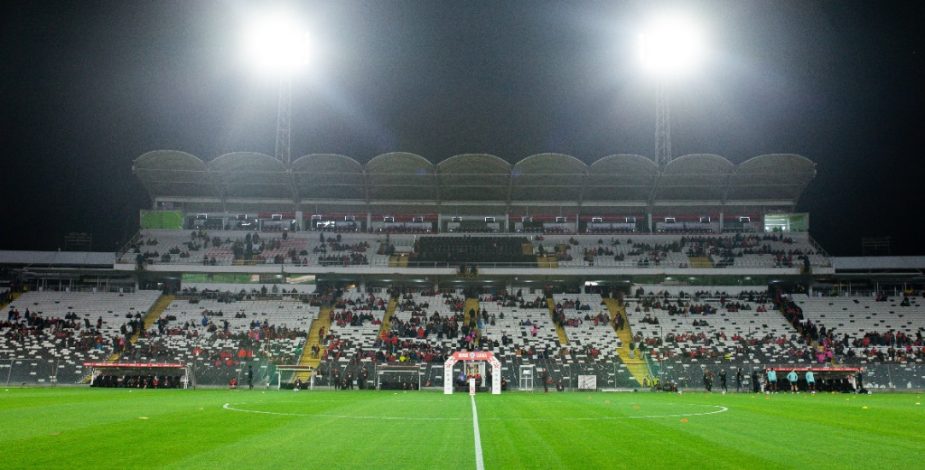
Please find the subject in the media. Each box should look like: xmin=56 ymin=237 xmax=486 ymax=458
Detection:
xmin=0 ymin=250 xmax=116 ymax=267
xmin=134 ymin=151 xmax=815 ymax=209
xmin=832 ymin=256 xmax=925 ymax=272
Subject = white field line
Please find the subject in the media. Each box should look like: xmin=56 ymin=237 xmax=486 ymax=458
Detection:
xmin=222 ymin=402 xmax=464 ymax=420
xmin=470 ymin=395 xmax=485 ymax=470
xmin=221 ymin=402 xmax=729 ymax=421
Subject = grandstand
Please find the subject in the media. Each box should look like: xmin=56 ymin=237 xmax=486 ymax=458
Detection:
xmin=0 ymin=149 xmax=923 ymax=393
xmin=0 ymin=290 xmax=161 ymax=384
xmin=7 ymin=3 xmax=925 ymax=466
xmin=128 ymin=297 xmax=316 ymax=386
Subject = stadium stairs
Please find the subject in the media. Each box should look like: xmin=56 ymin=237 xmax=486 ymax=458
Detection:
xmin=602 ymin=297 xmax=650 ymax=386
xmin=142 ymin=294 xmax=174 ymax=333
xmin=464 ymin=298 xmax=480 ymax=335
xmin=546 ymin=298 xmax=570 ymax=346
xmin=105 ymin=293 xmax=174 ymax=363
xmin=295 ymin=305 xmax=334 ymax=381
xmin=0 ymin=291 xmax=21 ymax=310
xmin=689 ymin=256 xmax=714 ymax=268
xmin=82 ymin=293 xmax=174 ymax=383
xmin=378 ymin=297 xmax=398 ymax=338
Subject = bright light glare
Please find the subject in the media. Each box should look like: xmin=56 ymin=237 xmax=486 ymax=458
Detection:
xmin=638 ymin=13 xmax=705 ymax=78
xmin=242 ymin=10 xmax=313 ymax=76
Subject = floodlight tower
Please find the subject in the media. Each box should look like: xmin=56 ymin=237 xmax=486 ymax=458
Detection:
xmin=242 ymin=10 xmax=313 ymax=165
xmin=654 ymin=82 xmax=671 ymax=167
xmin=638 ymin=14 xmax=705 ymax=166
xmin=275 ymin=77 xmax=293 ymax=165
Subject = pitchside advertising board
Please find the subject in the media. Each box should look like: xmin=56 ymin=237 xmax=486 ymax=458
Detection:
xmin=578 ymin=375 xmax=597 ymax=390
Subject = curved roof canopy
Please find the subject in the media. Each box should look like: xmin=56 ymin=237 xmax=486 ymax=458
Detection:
xmin=511 ymin=153 xmax=587 ymax=201
xmin=655 ymin=154 xmax=734 ymax=201
xmin=135 ymin=151 xmax=815 ymax=207
xmin=208 ymin=152 xmax=290 ymax=199
xmin=727 ymin=153 xmax=816 ymax=201
xmin=437 ymin=154 xmax=511 ymax=201
xmin=133 ymin=150 xmax=217 ymax=198
xmin=292 ymin=154 xmax=365 ymax=200
xmin=586 ymin=154 xmax=659 ymax=202
xmin=365 ymin=152 xmax=436 ymax=200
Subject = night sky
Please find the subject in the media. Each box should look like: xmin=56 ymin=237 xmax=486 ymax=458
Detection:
xmin=1 ymin=1 xmax=923 ymax=256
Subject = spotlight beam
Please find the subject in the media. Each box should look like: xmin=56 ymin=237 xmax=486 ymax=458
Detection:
xmin=241 ymin=9 xmax=313 ymax=165
xmin=637 ymin=13 xmax=706 ymax=166
xmin=637 ymin=13 xmax=705 ymax=79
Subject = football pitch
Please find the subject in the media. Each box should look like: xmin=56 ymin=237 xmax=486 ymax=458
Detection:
xmin=1 ymin=388 xmax=923 ymax=469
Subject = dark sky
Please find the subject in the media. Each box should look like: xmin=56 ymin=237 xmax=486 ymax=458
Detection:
xmin=1 ymin=0 xmax=923 ymax=255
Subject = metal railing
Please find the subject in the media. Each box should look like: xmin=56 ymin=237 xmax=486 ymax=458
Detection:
xmin=4 ymin=356 xmax=922 ymax=391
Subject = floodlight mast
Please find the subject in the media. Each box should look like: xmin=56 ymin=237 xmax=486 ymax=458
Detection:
xmin=638 ymin=13 xmax=704 ymax=167
xmin=654 ymin=82 xmax=671 ymax=166
xmin=242 ymin=9 xmax=311 ymax=165
xmin=275 ymin=77 xmax=292 ymax=165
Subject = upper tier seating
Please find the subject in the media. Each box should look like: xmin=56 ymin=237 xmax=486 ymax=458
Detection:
xmin=537 ymin=232 xmax=828 ymax=269
xmin=121 ymin=231 xmax=831 ymax=269
xmin=121 ymin=230 xmax=391 ymax=267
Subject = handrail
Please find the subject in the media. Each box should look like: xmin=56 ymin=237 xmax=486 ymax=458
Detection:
xmin=115 ymin=231 xmax=143 ymax=260
xmin=123 ymin=257 xmax=825 ymax=270
xmin=807 ymin=234 xmax=833 ymax=266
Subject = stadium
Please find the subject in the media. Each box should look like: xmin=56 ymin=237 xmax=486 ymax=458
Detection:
xmin=2 ymin=2 xmax=924 ymax=469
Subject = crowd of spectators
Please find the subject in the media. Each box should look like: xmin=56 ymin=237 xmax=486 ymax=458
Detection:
xmin=314 ymin=234 xmax=370 ymax=266
xmin=91 ymin=373 xmax=184 ymax=388
xmin=2 ymin=301 xmax=158 ymax=359
xmin=679 ymin=233 xmax=813 ymax=268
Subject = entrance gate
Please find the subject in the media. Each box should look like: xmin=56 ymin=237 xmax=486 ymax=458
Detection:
xmin=443 ymin=351 xmax=501 ymax=395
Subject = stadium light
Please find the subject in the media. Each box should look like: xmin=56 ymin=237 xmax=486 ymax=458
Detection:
xmin=241 ymin=9 xmax=313 ymax=77
xmin=240 ymin=7 xmax=314 ymax=165
xmin=636 ymin=12 xmax=707 ymax=166
xmin=637 ymin=13 xmax=705 ymax=79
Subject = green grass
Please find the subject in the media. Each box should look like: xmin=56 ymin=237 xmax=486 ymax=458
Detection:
xmin=1 ymin=388 xmax=923 ymax=469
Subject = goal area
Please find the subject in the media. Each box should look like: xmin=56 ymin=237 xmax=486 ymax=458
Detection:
xmin=274 ymin=365 xmax=316 ymax=390
xmin=84 ymin=362 xmax=190 ymax=389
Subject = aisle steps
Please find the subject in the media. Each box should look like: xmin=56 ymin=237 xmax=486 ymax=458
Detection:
xmin=602 ymin=297 xmax=650 ymax=386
